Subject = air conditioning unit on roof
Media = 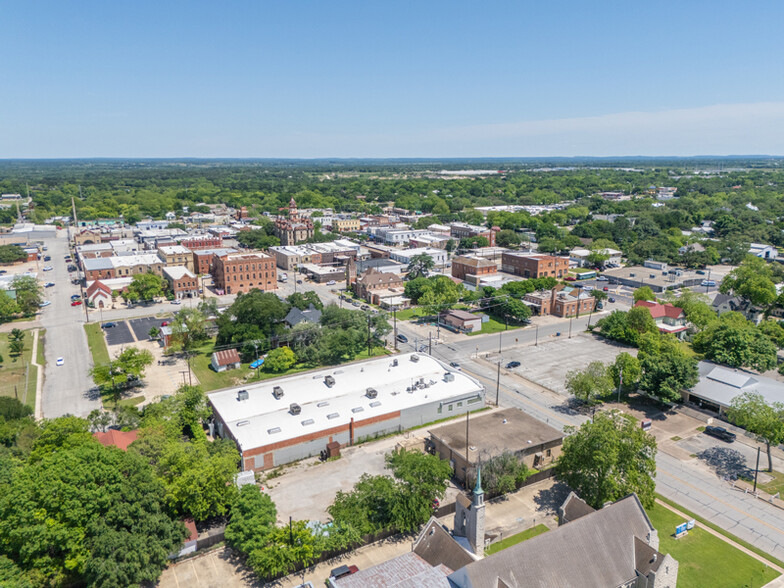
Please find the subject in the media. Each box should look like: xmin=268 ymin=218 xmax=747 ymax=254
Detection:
xmin=273 ymin=386 xmax=284 ymax=399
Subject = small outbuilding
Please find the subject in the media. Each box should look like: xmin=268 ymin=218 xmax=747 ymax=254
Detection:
xmin=211 ymin=349 xmax=242 ymax=372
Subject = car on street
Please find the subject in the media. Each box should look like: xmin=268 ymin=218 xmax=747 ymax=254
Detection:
xmin=44 ymin=282 xmax=55 ymax=288
xmin=704 ymin=425 xmax=736 ymax=443
xmin=101 ymin=322 xmax=117 ymax=329
xmin=583 ymin=285 xmax=593 ymax=291
xmin=608 ymin=297 xmax=616 ymax=303
xmin=596 ymin=275 xmax=608 ymax=281
xmin=56 ymin=357 xmax=64 ymax=366
xmin=161 ymin=321 xmax=170 ymax=327
xmin=565 ymin=276 xmax=576 ymax=281
xmin=70 ymin=294 xmax=81 ymax=301
xmin=352 ymin=301 xmax=360 ymax=307
xmin=71 ymin=300 xmax=82 ymax=306
xmin=449 ymin=361 xmax=460 ymax=368
xmin=505 ymin=360 xmax=521 ymax=369
xmin=326 ymin=280 xmax=336 ymax=285
xmin=701 ymin=280 xmax=716 ymax=287
xmin=171 ymin=300 xmax=182 ymax=305
xmin=297 ymin=279 xmax=303 ymax=284
xmin=39 ymin=301 xmax=52 ymax=308
xmin=360 ymin=304 xmax=369 ymax=310
xmin=43 ymin=266 xmax=53 ymax=271
xmin=396 ymin=334 xmax=408 ymax=343
xmin=43 ymin=256 xmax=51 ymax=261
xmin=603 ymin=286 xmax=609 ymax=291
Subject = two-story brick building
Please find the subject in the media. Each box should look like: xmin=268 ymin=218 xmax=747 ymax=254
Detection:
xmin=212 ymin=252 xmax=277 ymax=294
xmin=179 ymin=235 xmax=223 ymax=250
xmin=82 ymin=253 xmax=164 ymax=281
xmin=163 ymin=266 xmax=199 ymax=299
xmin=355 ymin=268 xmax=405 ymax=302
xmin=524 ymin=284 xmax=596 ymax=317
xmin=451 ymin=255 xmax=498 ymax=283
xmin=502 ymin=252 xmax=570 ymax=279
xmin=192 ymin=247 xmax=238 ymax=275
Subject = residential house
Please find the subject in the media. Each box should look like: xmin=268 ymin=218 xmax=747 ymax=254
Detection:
xmin=749 ymin=243 xmax=778 ymax=260
xmin=634 ymin=300 xmax=689 ymax=338
xmin=211 ymin=349 xmax=242 ymax=372
xmin=284 ymin=304 xmax=322 ymax=328
xmin=93 ymin=429 xmax=139 ymax=450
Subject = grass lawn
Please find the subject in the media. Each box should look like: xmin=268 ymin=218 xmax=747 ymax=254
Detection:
xmin=647 ymin=503 xmax=779 ymax=588
xmin=84 ymin=322 xmax=110 ymax=366
xmin=0 ymin=330 xmax=38 ymax=408
xmin=485 ymin=524 xmax=549 ymax=555
xmin=189 ymin=339 xmax=253 ymax=391
xmin=757 ymin=470 xmax=784 ymax=497
xmin=395 ymin=307 xmax=428 ymax=321
xmin=467 ymin=315 xmax=524 ymax=336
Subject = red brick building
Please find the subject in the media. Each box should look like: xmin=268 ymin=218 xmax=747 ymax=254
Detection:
xmin=355 ymin=268 xmax=404 ymax=302
xmin=163 ymin=266 xmax=199 ymax=300
xmin=502 ymin=252 xmax=570 ymax=279
xmin=449 ymin=223 xmax=499 ymax=247
xmin=180 ymin=235 xmax=223 ymax=250
xmin=451 ymin=255 xmax=498 ymax=282
xmin=212 ymin=252 xmax=277 ymax=294
xmin=524 ymin=285 xmax=596 ymax=317
xmin=273 ymin=198 xmax=314 ymax=245
xmin=192 ymin=247 xmax=238 ymax=275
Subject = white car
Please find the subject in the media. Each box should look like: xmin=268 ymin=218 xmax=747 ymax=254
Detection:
xmin=326 ymin=280 xmax=336 ymax=286
xmin=56 ymin=357 xmax=64 ymax=366
xmin=171 ymin=300 xmax=182 ymax=305
xmin=42 ymin=266 xmax=53 ymax=271
xmin=583 ymin=285 xmax=593 ymax=291
xmin=596 ymin=275 xmax=609 ymax=281
xmin=39 ymin=301 xmax=52 ymax=308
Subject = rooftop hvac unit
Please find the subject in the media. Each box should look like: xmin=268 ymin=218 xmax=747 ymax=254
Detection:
xmin=273 ymin=386 xmax=284 ymax=399
xmin=444 ymin=372 xmax=455 ymax=382
xmin=324 ymin=375 xmax=336 ymax=387
xmin=410 ymin=354 xmax=419 ymax=362
xmin=366 ymin=388 xmax=378 ymax=399
xmin=237 ymin=389 xmax=249 ymax=401
xmin=392 ymin=359 xmax=398 ymax=367
xmin=289 ymin=403 xmax=301 ymax=415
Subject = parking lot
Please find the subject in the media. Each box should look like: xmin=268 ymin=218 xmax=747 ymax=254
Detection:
xmin=129 ymin=316 xmax=170 ymax=341
xmin=103 ymin=321 xmax=135 ymax=346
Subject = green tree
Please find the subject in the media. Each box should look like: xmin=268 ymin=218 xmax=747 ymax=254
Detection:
xmin=0 ymin=290 xmax=19 ymax=322
xmin=608 ymin=352 xmax=641 ymax=394
xmin=125 ymin=272 xmax=166 ymax=302
xmin=626 ymin=306 xmax=658 ymax=339
xmin=385 ymin=449 xmax=452 ymax=530
xmin=0 ymin=245 xmax=28 ymax=264
xmin=287 ymin=290 xmax=323 ymax=311
xmin=693 ymin=319 xmax=777 ymax=372
xmin=263 ymin=346 xmax=297 ymax=373
xmin=556 ymin=411 xmax=657 ymax=509
xmin=565 ymin=361 xmax=614 ymax=405
xmin=216 ymin=290 xmax=289 ymax=348
xmin=495 ymin=229 xmax=521 ymax=248
xmin=169 ymin=308 xmax=208 ymax=353
xmin=757 ymin=320 xmax=784 ymax=349
xmin=406 ymin=252 xmax=436 ymax=280
xmin=638 ymin=352 xmax=698 ymax=402
xmin=225 ymin=485 xmax=277 ymax=555
xmin=8 ymin=338 xmax=24 ymax=357
xmin=11 ymin=276 xmax=42 ymax=315
xmin=720 ymin=257 xmax=777 ymax=307
xmin=673 ymin=290 xmax=716 ymax=329
xmin=727 ymin=392 xmax=784 ymax=472
xmin=633 ymin=286 xmax=656 ymax=302
xmin=90 ymin=347 xmax=154 ymax=402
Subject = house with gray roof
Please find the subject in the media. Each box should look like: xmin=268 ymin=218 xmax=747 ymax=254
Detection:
xmin=683 ymin=361 xmax=784 ymax=415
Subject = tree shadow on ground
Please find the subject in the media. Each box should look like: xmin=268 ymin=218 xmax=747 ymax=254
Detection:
xmin=550 ymin=397 xmax=585 ymax=417
xmin=697 ymin=446 xmax=752 ymax=480
xmin=532 ymin=480 xmax=571 ymax=514
xmin=216 ymin=547 xmax=265 ymax=587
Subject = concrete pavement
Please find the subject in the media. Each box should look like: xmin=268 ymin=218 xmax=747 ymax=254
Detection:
xmin=39 ymin=232 xmax=100 ymax=418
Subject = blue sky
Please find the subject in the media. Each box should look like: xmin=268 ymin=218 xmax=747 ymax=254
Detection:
xmin=2 ymin=1 xmax=783 ymax=157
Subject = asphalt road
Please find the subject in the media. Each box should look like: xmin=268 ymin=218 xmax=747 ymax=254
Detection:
xmin=420 ymin=331 xmax=784 ymax=562
xmin=39 ymin=232 xmax=101 ymax=418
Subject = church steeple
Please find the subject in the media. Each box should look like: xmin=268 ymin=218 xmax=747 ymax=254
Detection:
xmin=473 ymin=466 xmax=484 ymax=507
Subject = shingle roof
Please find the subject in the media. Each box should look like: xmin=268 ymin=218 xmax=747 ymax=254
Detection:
xmin=93 ymin=429 xmax=139 ymax=451
xmin=634 ymin=300 xmax=684 ymax=319
xmin=335 ymin=552 xmax=451 ymax=588
xmin=413 ymin=518 xmax=475 ymax=573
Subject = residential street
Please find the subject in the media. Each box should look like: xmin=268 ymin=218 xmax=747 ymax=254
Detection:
xmin=39 ymin=231 xmax=100 ymax=418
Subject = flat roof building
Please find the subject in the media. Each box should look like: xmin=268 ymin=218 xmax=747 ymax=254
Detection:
xmin=209 ymin=353 xmax=485 ymax=472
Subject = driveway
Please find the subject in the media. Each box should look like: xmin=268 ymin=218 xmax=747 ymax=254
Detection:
xmin=40 ymin=231 xmax=101 ymax=418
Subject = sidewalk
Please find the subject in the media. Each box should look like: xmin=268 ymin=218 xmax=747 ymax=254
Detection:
xmin=31 ymin=328 xmax=44 ymax=420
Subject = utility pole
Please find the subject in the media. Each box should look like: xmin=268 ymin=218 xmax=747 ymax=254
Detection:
xmin=393 ymin=306 xmax=398 ymax=351
xmin=496 ymin=361 xmax=500 ymax=405
xmin=465 ymin=409 xmax=470 ymax=464
xmin=498 ymin=330 xmax=502 ymax=353
xmin=753 ymin=446 xmax=761 ymax=493
xmin=366 ymin=314 xmax=371 ymax=357
xmin=617 ymin=365 xmax=623 ymax=403
xmin=535 ymin=323 xmax=539 ymax=346
xmin=429 ymin=332 xmax=432 ymax=355
xmin=568 ymin=316 xmax=573 ymax=339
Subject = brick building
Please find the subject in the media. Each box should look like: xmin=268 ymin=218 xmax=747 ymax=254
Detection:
xmin=212 ymin=252 xmax=277 ymax=294
xmin=450 ymin=223 xmax=499 ymax=247
xmin=273 ymin=198 xmax=314 ymax=245
xmin=355 ymin=267 xmax=404 ymax=302
xmin=163 ymin=266 xmax=199 ymax=300
xmin=192 ymin=247 xmax=237 ymax=275
xmin=179 ymin=235 xmax=223 ymax=250
xmin=502 ymin=252 xmax=570 ymax=279
xmin=82 ymin=253 xmax=164 ymax=281
xmin=157 ymin=245 xmax=194 ymax=272
xmin=451 ymin=255 xmax=498 ymax=282
xmin=524 ymin=284 xmax=596 ymax=317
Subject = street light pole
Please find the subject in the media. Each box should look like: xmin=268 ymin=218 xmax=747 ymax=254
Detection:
xmin=617 ymin=366 xmax=623 ymax=403
xmin=496 ymin=361 xmax=500 ymax=405
xmin=568 ymin=316 xmax=573 ymax=339
xmin=754 ymin=446 xmax=761 ymax=493
xmin=393 ymin=306 xmax=398 ymax=351
xmin=535 ymin=324 xmax=539 ymax=346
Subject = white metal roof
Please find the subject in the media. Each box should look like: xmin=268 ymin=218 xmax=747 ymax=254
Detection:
xmin=209 ymin=353 xmax=484 ymax=452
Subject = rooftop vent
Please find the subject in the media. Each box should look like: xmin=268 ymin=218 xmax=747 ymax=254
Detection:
xmin=327 ymin=412 xmax=340 ymax=420
xmin=317 ymin=401 xmax=329 ymax=407
xmin=351 ymin=406 xmax=364 ymax=413
xmin=289 ymin=403 xmax=301 ymax=415
xmin=444 ymin=372 xmax=455 ymax=382
xmin=366 ymin=387 xmax=378 ymax=399
xmin=273 ymin=386 xmax=284 ymax=399
xmin=370 ymin=401 xmax=381 ymax=408
xmin=301 ymin=419 xmax=314 ymax=426
xmin=392 ymin=359 xmax=399 ymax=367
xmin=268 ymin=427 xmax=281 ymax=434
xmin=410 ymin=354 xmax=419 ymax=362
xmin=236 ymin=420 xmax=250 ymax=427
xmin=237 ymin=389 xmax=249 ymax=401
xmin=324 ymin=375 xmax=336 ymax=387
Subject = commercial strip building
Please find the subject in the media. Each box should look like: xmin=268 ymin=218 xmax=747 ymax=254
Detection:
xmin=208 ymin=353 xmax=485 ymax=472
xmin=192 ymin=247 xmax=238 ymax=275
xmin=389 ymin=247 xmax=448 ymax=268
xmin=82 ymin=253 xmax=164 ymax=281
xmin=501 ymin=252 xmax=570 ymax=279
xmin=683 ymin=361 xmax=784 ymax=416
xmin=428 ymin=408 xmax=563 ymax=485
xmin=211 ymin=252 xmax=277 ymax=294
xmin=269 ymin=240 xmax=360 ymax=270
xmin=602 ymin=261 xmax=703 ymax=292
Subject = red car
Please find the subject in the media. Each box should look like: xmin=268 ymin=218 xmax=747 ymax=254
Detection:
xmin=71 ymin=300 xmax=82 ymax=306
xmin=564 ymin=276 xmax=576 ymax=281
xmin=161 ymin=321 xmax=170 ymax=327
xmin=603 ymin=286 xmax=609 ymax=291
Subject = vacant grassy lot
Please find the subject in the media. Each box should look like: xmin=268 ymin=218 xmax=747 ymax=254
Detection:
xmin=485 ymin=524 xmax=549 ymax=555
xmin=467 ymin=315 xmax=525 ymax=336
xmin=758 ymin=470 xmax=784 ymax=497
xmin=647 ymin=503 xmax=779 ymax=588
xmin=0 ymin=330 xmax=38 ymax=407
